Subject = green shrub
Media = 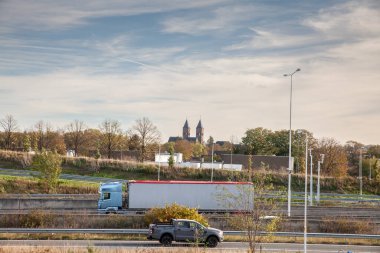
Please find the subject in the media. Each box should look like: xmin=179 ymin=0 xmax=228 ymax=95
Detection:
xmin=32 ymin=150 xmax=62 ymax=193
xmin=144 ymin=203 xmax=208 ymax=227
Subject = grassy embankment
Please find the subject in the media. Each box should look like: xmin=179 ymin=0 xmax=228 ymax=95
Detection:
xmin=0 ymin=150 xmax=378 ymax=195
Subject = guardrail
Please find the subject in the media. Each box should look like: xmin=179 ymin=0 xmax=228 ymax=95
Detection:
xmin=1 ymin=228 xmax=379 ymax=240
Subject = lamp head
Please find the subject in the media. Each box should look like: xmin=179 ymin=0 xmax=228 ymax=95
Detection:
xmin=320 ymin=154 xmax=325 ymax=164
xmin=283 ymin=74 xmax=288 ymax=77
xmin=296 ymin=68 xmax=301 ymax=72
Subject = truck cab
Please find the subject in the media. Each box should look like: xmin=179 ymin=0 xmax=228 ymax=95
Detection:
xmin=98 ymin=182 xmax=123 ymax=213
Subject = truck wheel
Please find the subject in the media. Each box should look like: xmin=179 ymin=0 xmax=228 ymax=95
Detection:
xmin=160 ymin=234 xmax=173 ymax=247
xmin=206 ymin=236 xmax=218 ymax=248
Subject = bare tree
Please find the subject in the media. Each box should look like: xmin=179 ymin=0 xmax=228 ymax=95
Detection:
xmin=0 ymin=115 xmax=18 ymax=149
xmin=100 ymin=119 xmax=122 ymax=159
xmin=220 ymin=175 xmax=282 ymax=253
xmin=130 ymin=117 xmax=160 ymax=162
xmin=65 ymin=120 xmax=87 ymax=157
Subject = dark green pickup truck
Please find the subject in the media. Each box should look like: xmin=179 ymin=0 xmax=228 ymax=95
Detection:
xmin=147 ymin=219 xmax=223 ymax=247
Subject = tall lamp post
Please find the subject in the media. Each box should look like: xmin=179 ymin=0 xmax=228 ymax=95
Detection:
xmin=359 ymin=147 xmax=363 ymax=196
xmin=284 ymin=68 xmax=301 ymax=217
xmin=158 ymin=144 xmax=161 ymax=181
xmin=304 ymin=134 xmax=309 ymax=252
xmin=316 ymin=154 xmax=325 ymax=203
xmin=211 ymin=142 xmax=215 ymax=181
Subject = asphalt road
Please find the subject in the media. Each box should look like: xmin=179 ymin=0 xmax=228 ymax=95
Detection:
xmin=0 ymin=240 xmax=379 ymax=252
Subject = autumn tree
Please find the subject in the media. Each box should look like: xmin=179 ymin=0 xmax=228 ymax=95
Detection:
xmin=0 ymin=114 xmax=18 ymax=150
xmin=316 ymin=138 xmax=348 ymax=177
xmin=174 ymin=140 xmax=193 ymax=161
xmin=130 ymin=117 xmax=160 ymax=162
xmin=192 ymin=142 xmax=205 ymax=159
xmin=100 ymin=119 xmax=123 ymax=159
xmin=65 ymin=120 xmax=87 ymax=157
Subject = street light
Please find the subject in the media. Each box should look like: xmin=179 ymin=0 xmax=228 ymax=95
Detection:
xmin=297 ymin=130 xmax=309 ymax=253
xmin=309 ymin=148 xmax=313 ymax=206
xmin=157 ymin=144 xmax=161 ymax=181
xmin=359 ymin=147 xmax=364 ymax=196
xmin=284 ymin=68 xmax=301 ymax=217
xmin=316 ymin=154 xmax=325 ymax=203
xmin=211 ymin=142 xmax=215 ymax=181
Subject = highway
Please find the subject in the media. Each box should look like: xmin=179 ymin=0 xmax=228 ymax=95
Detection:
xmin=0 ymin=240 xmax=379 ymax=252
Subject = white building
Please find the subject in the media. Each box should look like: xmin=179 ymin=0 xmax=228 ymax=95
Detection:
xmin=155 ymin=153 xmax=183 ymax=164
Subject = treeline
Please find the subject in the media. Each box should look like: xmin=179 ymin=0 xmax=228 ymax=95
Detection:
xmin=240 ymin=127 xmax=380 ymax=178
xmin=1 ymin=114 xmax=379 ymax=179
xmin=0 ymin=115 xmax=160 ymax=162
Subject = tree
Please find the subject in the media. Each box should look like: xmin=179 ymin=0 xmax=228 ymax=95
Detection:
xmin=100 ymin=119 xmax=122 ymax=159
xmin=65 ymin=120 xmax=87 ymax=157
xmin=22 ymin=133 xmax=31 ymax=152
xmin=219 ymin=174 xmax=281 ymax=253
xmin=207 ymin=136 xmax=214 ymax=147
xmin=130 ymin=117 xmax=160 ymax=162
xmin=0 ymin=115 xmax=18 ymax=150
xmin=316 ymin=138 xmax=348 ymax=177
xmin=174 ymin=140 xmax=193 ymax=161
xmin=367 ymin=145 xmax=380 ymax=158
xmin=242 ymin=127 xmax=275 ymax=155
xmin=168 ymin=142 xmax=175 ymax=169
xmin=192 ymin=142 xmax=205 ymax=159
xmin=32 ymin=150 xmax=62 ymax=193
xmin=344 ymin=140 xmax=364 ymax=176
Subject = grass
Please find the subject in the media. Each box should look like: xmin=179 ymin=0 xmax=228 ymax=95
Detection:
xmin=0 ymin=174 xmax=98 ymax=194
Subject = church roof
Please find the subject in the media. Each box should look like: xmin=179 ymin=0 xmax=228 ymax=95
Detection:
xmin=196 ymin=120 xmax=203 ymax=129
xmin=183 ymin=119 xmax=189 ymax=128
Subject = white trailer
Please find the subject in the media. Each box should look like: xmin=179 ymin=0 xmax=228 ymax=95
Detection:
xmin=98 ymin=180 xmax=253 ymax=213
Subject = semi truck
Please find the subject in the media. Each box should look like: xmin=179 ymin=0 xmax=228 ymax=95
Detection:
xmin=98 ymin=180 xmax=253 ymax=213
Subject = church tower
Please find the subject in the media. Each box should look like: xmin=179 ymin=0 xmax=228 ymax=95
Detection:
xmin=196 ymin=120 xmax=204 ymax=143
xmin=182 ymin=119 xmax=190 ymax=140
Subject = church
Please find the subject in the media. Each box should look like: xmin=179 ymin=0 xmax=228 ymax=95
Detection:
xmin=168 ymin=119 xmax=204 ymax=143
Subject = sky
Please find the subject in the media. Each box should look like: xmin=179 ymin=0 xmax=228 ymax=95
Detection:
xmin=0 ymin=0 xmax=379 ymax=145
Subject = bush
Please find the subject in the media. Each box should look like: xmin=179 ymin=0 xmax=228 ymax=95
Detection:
xmin=144 ymin=203 xmax=208 ymax=227
xmin=32 ymin=150 xmax=62 ymax=193
xmin=319 ymin=216 xmax=374 ymax=234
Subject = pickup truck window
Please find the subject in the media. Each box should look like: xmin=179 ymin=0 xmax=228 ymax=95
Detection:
xmin=177 ymin=221 xmax=190 ymax=228
xmin=190 ymin=222 xmax=204 ymax=231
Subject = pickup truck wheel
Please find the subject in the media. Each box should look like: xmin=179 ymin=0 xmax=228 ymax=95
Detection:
xmin=160 ymin=234 xmax=173 ymax=247
xmin=206 ymin=236 xmax=218 ymax=248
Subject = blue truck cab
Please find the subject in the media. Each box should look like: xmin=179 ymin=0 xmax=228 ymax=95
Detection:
xmin=98 ymin=182 xmax=123 ymax=213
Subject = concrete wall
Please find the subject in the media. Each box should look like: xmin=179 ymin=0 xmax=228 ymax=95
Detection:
xmin=0 ymin=198 xmax=96 ymax=210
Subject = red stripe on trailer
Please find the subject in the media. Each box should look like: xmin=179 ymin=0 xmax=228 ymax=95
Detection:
xmin=130 ymin=180 xmax=252 ymax=185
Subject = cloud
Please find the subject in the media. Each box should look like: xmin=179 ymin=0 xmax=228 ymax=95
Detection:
xmin=304 ymin=0 xmax=380 ymax=40
xmin=0 ymin=0 xmax=229 ymax=33
xmin=161 ymin=4 xmax=255 ymax=35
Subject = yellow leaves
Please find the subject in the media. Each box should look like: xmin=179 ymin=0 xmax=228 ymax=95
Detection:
xmin=144 ymin=203 xmax=208 ymax=227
